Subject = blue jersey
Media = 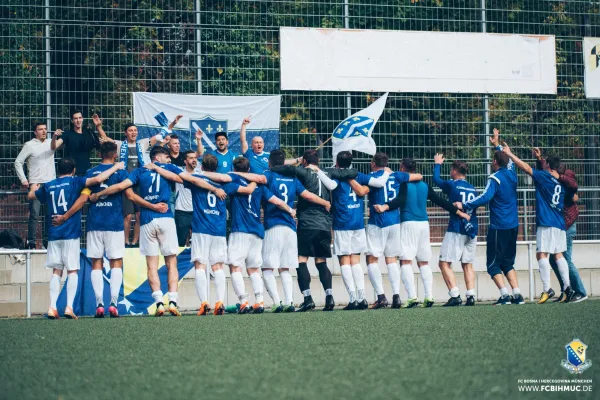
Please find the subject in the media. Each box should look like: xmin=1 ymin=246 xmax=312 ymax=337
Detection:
xmin=367 ymin=170 xmax=410 ymax=228
xmin=532 ymin=169 xmax=565 ymax=230
xmin=263 ymin=171 xmax=305 ymax=231
xmin=331 ymin=172 xmax=370 ymax=231
xmin=433 ymin=164 xmax=479 ymax=235
xmin=205 ymin=149 xmax=238 ymax=173
xmin=401 ymin=181 xmax=430 ymax=222
xmin=244 ymin=150 xmax=270 ymax=174
xmin=35 ymin=176 xmax=88 ymax=241
xmin=184 ymin=174 xmax=240 ymax=236
xmin=86 ymin=164 xmax=128 ymax=232
xmin=465 ymin=150 xmax=518 ymax=230
xmin=128 ymin=162 xmax=182 ymax=226
xmin=229 ymin=174 xmax=275 ymax=239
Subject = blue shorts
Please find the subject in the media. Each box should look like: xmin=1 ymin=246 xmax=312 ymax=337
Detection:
xmin=486 ymin=228 xmax=518 ymax=277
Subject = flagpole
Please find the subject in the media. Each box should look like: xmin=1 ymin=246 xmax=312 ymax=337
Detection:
xmin=315 ymin=135 xmax=332 ymax=151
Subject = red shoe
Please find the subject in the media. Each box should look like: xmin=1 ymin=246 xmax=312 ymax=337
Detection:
xmin=213 ymin=301 xmax=225 ymax=315
xmin=108 ymin=303 xmax=119 ymax=318
xmin=95 ymin=304 xmax=105 ymax=318
xmin=64 ymin=306 xmax=78 ymax=320
xmin=47 ymin=307 xmax=60 ymax=320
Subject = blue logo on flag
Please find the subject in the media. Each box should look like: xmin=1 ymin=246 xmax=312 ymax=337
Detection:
xmin=190 ymin=115 xmax=228 ymax=137
xmin=333 ymin=115 xmax=374 ymax=139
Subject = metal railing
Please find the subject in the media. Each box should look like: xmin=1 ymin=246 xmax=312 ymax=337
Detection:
xmin=0 ymin=249 xmax=47 ymax=318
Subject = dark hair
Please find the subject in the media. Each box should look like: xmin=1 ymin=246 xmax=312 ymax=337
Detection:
xmin=57 ymin=158 xmax=76 ymax=175
xmin=336 ymin=151 xmax=353 ymax=168
xmin=150 ymin=145 xmax=169 ymax=161
xmin=32 ymin=122 xmax=46 ymax=131
xmin=303 ymin=149 xmax=319 ymax=166
xmin=401 ymin=158 xmax=417 ymax=173
xmin=202 ymin=153 xmax=218 ymax=172
xmin=493 ymin=151 xmax=509 ymax=168
xmin=269 ymin=149 xmax=286 ymax=167
xmin=451 ymin=160 xmax=468 ymax=176
xmin=545 ymin=155 xmax=561 ymax=171
xmin=558 ymin=163 xmax=566 ymax=175
xmin=124 ymin=123 xmax=136 ymax=132
xmin=372 ymin=152 xmax=389 ymax=168
xmin=233 ymin=157 xmax=250 ymax=172
xmin=184 ymin=150 xmax=196 ymax=159
xmin=215 ymin=131 xmax=228 ymax=141
xmin=169 ymin=134 xmax=179 ymax=141
xmin=71 ymin=110 xmax=83 ymax=119
xmin=100 ymin=142 xmax=118 ymax=159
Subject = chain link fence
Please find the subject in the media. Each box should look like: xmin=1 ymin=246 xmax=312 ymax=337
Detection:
xmin=2 ymin=1 xmax=599 ymax=246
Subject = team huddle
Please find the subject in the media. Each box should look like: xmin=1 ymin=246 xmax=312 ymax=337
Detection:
xmin=28 ymin=121 xmax=585 ymax=319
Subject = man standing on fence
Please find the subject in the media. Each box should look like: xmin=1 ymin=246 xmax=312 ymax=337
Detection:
xmin=15 ymin=122 xmax=57 ymax=249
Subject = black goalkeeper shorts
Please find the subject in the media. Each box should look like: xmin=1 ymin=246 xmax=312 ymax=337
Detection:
xmin=297 ymin=229 xmax=332 ymax=258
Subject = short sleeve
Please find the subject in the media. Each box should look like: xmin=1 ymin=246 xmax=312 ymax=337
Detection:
xmin=128 ymin=169 xmax=141 ymax=186
xmin=295 ymin=178 xmax=307 ymax=196
xmin=356 ymin=172 xmax=371 ymax=186
xmin=223 ymin=182 xmax=240 ymax=196
xmin=243 ymin=149 xmax=252 ymax=158
xmin=262 ymin=185 xmax=275 ymax=201
xmin=531 ymin=169 xmax=542 ymax=184
xmin=393 ymin=171 xmax=410 ymax=184
xmin=228 ymin=173 xmax=243 ymax=185
xmin=263 ymin=171 xmax=272 ymax=185
xmin=74 ymin=176 xmax=88 ymax=192
xmin=34 ymin=186 xmax=46 ymax=203
xmin=117 ymin=170 xmax=129 ymax=183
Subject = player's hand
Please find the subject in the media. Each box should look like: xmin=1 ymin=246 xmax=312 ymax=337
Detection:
xmin=501 ymin=142 xmax=512 ymax=156
xmin=92 ymin=114 xmax=103 ymax=127
xmin=29 ymin=183 xmax=40 ymax=192
xmin=115 ymin=161 xmax=125 ymax=170
xmin=52 ymin=214 xmax=66 ymax=226
xmin=323 ymin=201 xmax=331 ymax=212
xmin=153 ymin=202 xmax=169 ymax=213
xmin=490 ymin=128 xmax=500 ymax=147
xmin=195 ymin=129 xmax=204 ymax=141
xmin=289 ymin=208 xmax=297 ymax=218
xmin=21 ymin=181 xmax=29 ymax=189
xmin=453 ymin=201 xmax=463 ymax=210
xmin=457 ymin=210 xmax=470 ymax=221
xmin=434 ymin=153 xmax=445 ymax=165
xmin=532 ymin=147 xmax=542 ymax=160
xmin=573 ymin=193 xmax=579 ymax=202
xmin=242 ymin=116 xmax=251 ymax=126
xmin=52 ymin=129 xmax=63 ymax=139
xmin=384 ymin=167 xmax=393 ymax=174
xmin=306 ymin=164 xmax=319 ymax=172
xmin=173 ymin=114 xmax=184 ymax=125
xmin=373 ymin=204 xmax=389 ymax=213
xmin=214 ymin=188 xmax=227 ymax=200
xmin=144 ymin=162 xmax=157 ymax=171
xmin=89 ymin=193 xmax=99 ymax=203
xmin=162 ymin=135 xmax=171 ymax=145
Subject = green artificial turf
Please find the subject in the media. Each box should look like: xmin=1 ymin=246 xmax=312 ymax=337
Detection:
xmin=0 ymin=301 xmax=597 ymax=400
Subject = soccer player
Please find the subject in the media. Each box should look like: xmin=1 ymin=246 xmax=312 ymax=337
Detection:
xmin=364 ymin=152 xmax=422 ymax=309
xmin=196 ymin=120 xmax=240 ymax=173
xmin=28 ymin=157 xmax=124 ymax=319
xmin=91 ymin=146 xmax=224 ymax=316
xmin=456 ymin=129 xmax=525 ymax=305
xmin=375 ymin=158 xmax=469 ymax=308
xmin=174 ymin=150 xmax=201 ymax=247
xmin=433 ymin=153 xmax=479 ymax=306
xmin=235 ymin=149 xmax=331 ymax=312
xmin=201 ymin=157 xmax=297 ymax=313
xmin=269 ymin=149 xmax=358 ymax=312
xmin=502 ymin=144 xmax=574 ymax=303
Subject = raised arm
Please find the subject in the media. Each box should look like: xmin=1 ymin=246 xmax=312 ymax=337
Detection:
xmin=231 ymin=171 xmax=267 ymax=185
xmin=299 ymin=190 xmax=331 ymax=212
xmin=240 ymin=116 xmax=250 ymax=154
xmin=144 ymin=162 xmax=183 ymax=184
xmin=348 ymin=179 xmax=369 ymax=197
xmin=502 ymin=143 xmax=532 ymax=176
xmin=85 ymin=162 xmax=126 ymax=187
xmin=167 ymin=114 xmax=183 ymax=131
xmin=90 ymin=179 xmax=133 ymax=201
xmin=195 ymin=129 xmax=205 ymax=156
xmin=125 ymin=188 xmax=168 ymax=213
xmin=52 ymin=191 xmax=90 ymax=226
xmin=92 ymin=114 xmax=111 ymax=142
xmin=50 ymin=129 xmax=64 ymax=150
xmin=433 ymin=154 xmax=453 ymax=193
xmin=267 ymin=195 xmax=296 ymax=218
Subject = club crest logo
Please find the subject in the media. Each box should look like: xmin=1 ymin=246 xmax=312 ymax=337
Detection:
xmin=190 ymin=115 xmax=228 ymax=151
xmin=333 ymin=115 xmax=374 ymax=139
xmin=561 ymin=339 xmax=592 ymax=374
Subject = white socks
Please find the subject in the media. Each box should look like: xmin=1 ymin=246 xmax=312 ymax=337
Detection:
xmin=538 ymin=257 xmax=551 ymax=292
xmin=341 ymin=265 xmax=356 ymax=302
xmin=419 ymin=264 xmax=433 ymax=299
xmin=110 ymin=268 xmax=122 ymax=305
xmin=231 ymin=271 xmax=248 ymax=302
xmin=152 ymin=290 xmax=163 ymax=303
xmin=465 ymin=289 xmax=476 ymax=297
xmin=214 ymin=269 xmax=225 ymax=303
xmin=280 ymin=270 xmax=293 ymax=305
xmin=367 ymin=263 xmax=384 ymax=295
xmin=351 ymin=264 xmax=365 ymax=300
xmin=91 ymin=269 xmax=104 ymax=306
xmin=449 ymin=287 xmax=460 ymax=298
xmin=499 ymin=287 xmax=508 ymax=297
xmin=387 ymin=263 xmax=400 ymax=295
xmin=263 ymin=269 xmax=280 ymax=304
xmin=556 ymin=257 xmax=571 ymax=290
xmin=66 ymin=273 xmax=78 ymax=309
xmin=167 ymin=292 xmax=177 ymax=303
xmin=401 ymin=264 xmax=416 ymax=299
xmin=249 ymin=272 xmax=264 ymax=303
xmin=49 ymin=274 xmax=60 ymax=309
xmin=195 ymin=269 xmax=208 ymax=303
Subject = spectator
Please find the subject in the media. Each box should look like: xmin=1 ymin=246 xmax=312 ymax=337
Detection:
xmin=14 ymin=122 xmax=57 ymax=248
xmin=174 ymin=151 xmax=201 ymax=246
xmin=51 ymin=111 xmax=110 ymax=175
xmin=196 ymin=121 xmax=241 ymax=173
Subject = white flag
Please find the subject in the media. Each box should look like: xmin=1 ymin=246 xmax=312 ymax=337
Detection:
xmin=584 ymin=37 xmax=600 ymax=98
xmin=331 ymin=93 xmax=388 ymax=161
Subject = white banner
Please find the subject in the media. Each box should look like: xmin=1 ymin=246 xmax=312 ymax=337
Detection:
xmin=280 ymin=28 xmax=557 ymax=94
xmin=584 ymin=37 xmax=600 ymax=98
xmin=133 ymin=93 xmax=281 ymax=153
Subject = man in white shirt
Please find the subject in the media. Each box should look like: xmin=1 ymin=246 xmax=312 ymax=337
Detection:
xmin=174 ymin=150 xmax=201 ymax=246
xmin=15 ymin=122 xmax=57 ymax=249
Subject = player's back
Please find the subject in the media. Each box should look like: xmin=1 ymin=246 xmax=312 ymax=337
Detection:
xmin=400 ymin=181 xmax=429 ymax=222
xmin=532 ymin=169 xmax=565 ymax=230
xmin=263 ymin=170 xmax=303 ymax=231
xmin=367 ymin=170 xmax=400 ymax=228
xmin=446 ymin=179 xmax=479 ymax=234
xmin=129 ymin=162 xmax=180 ymax=225
xmin=487 ymin=166 xmax=518 ymax=229
xmin=38 ymin=175 xmax=88 ymax=241
xmin=332 ymin=176 xmax=366 ymax=231
xmin=229 ymin=174 xmax=269 ymax=238
xmin=185 ymin=174 xmax=229 ymax=237
xmin=86 ymin=164 xmax=128 ymax=232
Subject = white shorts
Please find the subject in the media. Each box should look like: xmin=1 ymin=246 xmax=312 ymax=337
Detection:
xmin=191 ymin=233 xmax=227 ymax=266
xmin=366 ymin=224 xmax=401 ymax=258
xmin=334 ymin=229 xmax=367 ymax=256
xmin=228 ymin=232 xmax=263 ymax=269
xmin=140 ymin=218 xmax=179 ymax=257
xmin=86 ymin=230 xmax=125 ymax=260
xmin=439 ymin=232 xmax=477 ymax=264
xmin=262 ymin=226 xmax=298 ymax=269
xmin=399 ymin=221 xmax=432 ymax=262
xmin=536 ymin=226 xmax=567 ymax=254
xmin=46 ymin=239 xmax=80 ymax=271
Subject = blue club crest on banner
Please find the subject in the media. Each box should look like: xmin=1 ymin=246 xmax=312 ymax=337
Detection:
xmin=190 ymin=115 xmax=229 ymax=152
xmin=333 ymin=115 xmax=374 ymax=139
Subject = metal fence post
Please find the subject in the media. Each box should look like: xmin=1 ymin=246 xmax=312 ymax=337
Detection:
xmin=26 ymin=251 xmax=32 ymax=318
xmin=524 ymin=191 xmax=535 ymax=302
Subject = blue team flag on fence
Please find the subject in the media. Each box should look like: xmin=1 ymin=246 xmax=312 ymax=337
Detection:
xmin=331 ymin=92 xmax=388 ymax=161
